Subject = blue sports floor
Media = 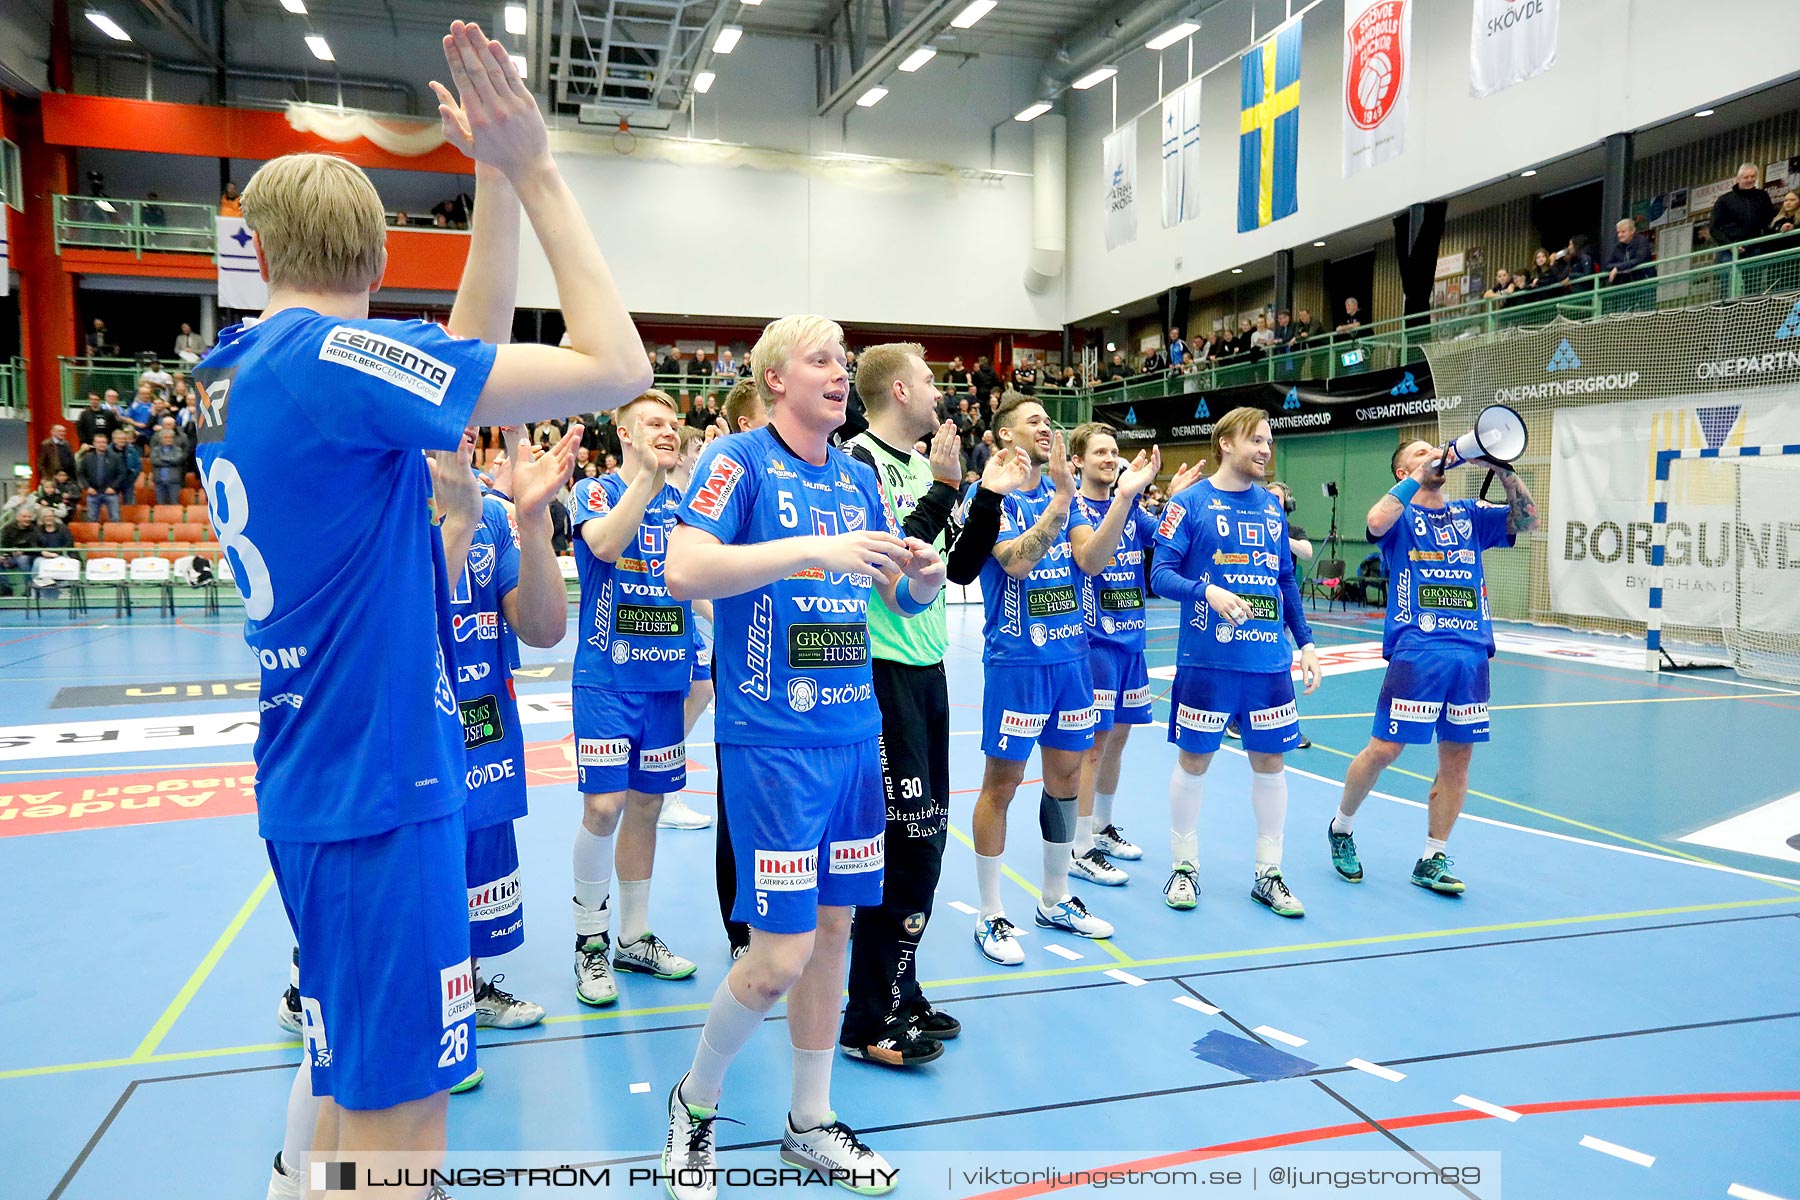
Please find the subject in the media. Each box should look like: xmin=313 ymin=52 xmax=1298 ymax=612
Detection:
xmin=2 ymin=600 xmax=1798 ymax=1200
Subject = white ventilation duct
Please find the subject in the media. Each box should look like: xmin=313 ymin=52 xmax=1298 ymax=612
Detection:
xmin=1024 ymin=114 xmax=1066 ymax=295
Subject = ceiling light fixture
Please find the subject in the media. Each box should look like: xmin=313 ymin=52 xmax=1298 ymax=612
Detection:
xmin=504 ymin=4 xmax=527 ymax=34
xmin=1693 ymin=108 xmax=1715 ymax=117
xmin=951 ymin=0 xmax=996 ymax=30
xmin=1013 ymin=101 xmax=1051 ymax=122
xmin=1146 ymin=22 xmax=1199 ymax=51
xmin=305 ymin=34 xmax=334 ymax=61
xmin=1520 ymin=168 xmax=1537 ymax=177
xmin=856 ymin=86 xmax=889 ymax=107
xmin=1072 ymin=66 xmax=1116 ymax=90
xmin=1312 ymin=240 xmax=1326 ymax=247
xmin=510 ymin=54 xmax=528 ymax=78
xmin=899 ymin=47 xmax=936 ymax=72
xmin=713 ymin=25 xmax=742 ymax=53
xmin=279 ymin=0 xmax=306 ymax=13
xmin=694 ymin=71 xmax=715 ymax=93
xmin=1109 ymin=308 xmax=1120 ymax=314
xmin=1230 ymin=267 xmax=1244 ymax=274
xmin=85 ymin=11 xmax=132 ymax=40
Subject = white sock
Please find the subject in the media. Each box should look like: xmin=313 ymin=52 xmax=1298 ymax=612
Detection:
xmin=1332 ymin=807 xmax=1355 ymax=836
xmin=572 ymin=825 xmax=614 ymax=912
xmin=1424 ymin=836 xmax=1448 ymax=860
xmin=617 ymin=877 xmax=651 ymax=945
xmin=976 ymin=852 xmax=1005 ymax=920
xmin=1251 ymin=769 xmax=1288 ymax=873
xmin=789 ymin=1047 xmax=834 ymax=1132
xmin=1073 ymin=813 xmax=1096 ymax=856
xmin=280 ymin=1055 xmax=319 ymax=1181
xmin=684 ymin=974 xmax=767 ymax=1108
xmin=1093 ymin=791 xmax=1116 ymax=830
xmin=1169 ymin=767 xmax=1203 ymax=866
xmin=1041 ymin=836 xmax=1072 ymax=906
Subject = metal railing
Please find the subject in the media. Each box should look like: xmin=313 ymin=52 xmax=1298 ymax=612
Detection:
xmin=60 ymin=358 xmax=175 ymax=416
xmin=0 ymin=358 xmax=26 ymax=420
xmin=53 ymin=194 xmax=216 ymax=257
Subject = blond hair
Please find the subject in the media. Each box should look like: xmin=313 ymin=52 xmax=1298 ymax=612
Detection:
xmin=241 ymin=154 xmax=387 ymax=293
xmin=678 ymin=425 xmax=706 ymax=454
xmin=1068 ymin=421 xmax=1117 ymax=459
xmin=1211 ymin=406 xmax=1269 ymax=465
xmin=750 ymin=314 xmax=845 ymax=405
xmin=722 ymin=379 xmax=763 ymax=433
xmin=854 ymin=342 xmax=927 ymax=414
xmin=613 ymin=388 xmax=678 ymax=427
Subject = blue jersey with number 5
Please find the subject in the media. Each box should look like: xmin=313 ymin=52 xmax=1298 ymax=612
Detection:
xmin=192 ymin=309 xmax=496 ymax=843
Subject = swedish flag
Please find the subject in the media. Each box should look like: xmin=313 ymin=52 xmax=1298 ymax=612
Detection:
xmin=1237 ymin=19 xmax=1302 ymax=233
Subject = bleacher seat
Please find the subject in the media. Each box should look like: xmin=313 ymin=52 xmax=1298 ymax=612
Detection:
xmin=182 ymin=505 xmax=209 ymax=524
xmin=171 ymin=522 xmax=209 ymax=543
xmin=185 ymin=472 xmax=201 ymax=488
xmin=180 ymin=488 xmax=204 ymax=506
xmin=119 ymin=505 xmax=150 ymax=523
xmin=151 ymin=505 xmax=184 ymax=524
xmin=67 ymin=522 xmax=101 ymax=543
xmin=136 ymin=522 xmax=171 ymax=543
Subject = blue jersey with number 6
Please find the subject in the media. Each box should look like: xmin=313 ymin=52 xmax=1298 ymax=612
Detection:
xmin=192 ymin=310 xmax=495 ymax=844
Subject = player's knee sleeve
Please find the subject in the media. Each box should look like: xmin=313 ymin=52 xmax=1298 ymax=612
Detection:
xmin=1039 ymin=792 xmax=1076 ymax=843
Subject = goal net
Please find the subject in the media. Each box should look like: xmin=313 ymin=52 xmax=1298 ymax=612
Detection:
xmin=1420 ymin=291 xmax=1800 ymax=678
xmin=1648 ymin=446 xmax=1800 ymax=683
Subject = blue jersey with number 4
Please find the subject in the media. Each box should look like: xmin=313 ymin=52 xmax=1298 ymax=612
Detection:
xmin=570 ymin=472 xmax=691 ymax=693
xmin=675 ymin=426 xmax=892 ymax=747
xmin=192 ymin=309 xmax=495 ymax=843
xmin=980 ymin=476 xmax=1087 ymax=665
xmin=1374 ymin=499 xmax=1512 ymax=659
xmin=452 ymin=495 xmax=525 ymax=830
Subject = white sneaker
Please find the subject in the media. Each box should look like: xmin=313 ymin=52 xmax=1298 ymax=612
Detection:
xmin=1034 ymin=894 xmax=1114 ymax=939
xmin=1251 ymin=868 xmax=1305 ymax=918
xmin=276 ymin=987 xmax=303 ymax=1037
xmin=575 ymin=934 xmax=619 ymax=1006
xmin=1093 ymin=823 xmax=1143 ymax=860
xmin=657 ymin=795 xmax=713 ymax=830
xmin=265 ymin=1152 xmax=302 ymax=1200
xmin=663 ymin=1078 xmax=727 ymax=1200
xmin=615 ymin=932 xmax=698 ymax=981
xmin=973 ymin=915 xmax=1024 ymax=965
xmin=1070 ymin=846 xmax=1129 ymax=887
xmin=1164 ymin=863 xmax=1200 ymax=911
xmin=781 ymin=1112 xmax=898 ymax=1195
xmin=474 ymin=972 xmax=545 ymax=1028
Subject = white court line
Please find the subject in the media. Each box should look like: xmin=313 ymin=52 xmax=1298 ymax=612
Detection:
xmin=1252 ymin=1025 xmax=1308 ymax=1048
xmin=1453 ymin=1094 xmax=1521 ymax=1122
xmin=629 ymin=1082 xmax=651 ymax=1094
xmin=1103 ymin=969 xmax=1147 ymax=986
xmin=1173 ymin=996 xmax=1222 ymax=1015
xmin=1579 ymin=1135 xmax=1654 ymax=1167
xmin=946 ymin=901 xmax=979 ymax=915
xmin=1345 ymin=1058 xmax=1405 ymax=1082
xmin=1044 ymin=944 xmax=1083 ymax=961
xmin=1728 ymin=1184 xmax=1793 ymax=1200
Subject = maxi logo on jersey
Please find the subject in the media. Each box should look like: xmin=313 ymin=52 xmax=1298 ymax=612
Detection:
xmin=690 ymin=453 xmax=746 ymax=520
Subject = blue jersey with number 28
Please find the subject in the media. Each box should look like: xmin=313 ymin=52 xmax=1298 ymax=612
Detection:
xmin=193 ymin=309 xmax=495 ymax=844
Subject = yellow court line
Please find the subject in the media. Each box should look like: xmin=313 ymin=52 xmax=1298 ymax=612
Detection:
xmin=129 ymin=870 xmax=276 ymax=1062
xmin=1296 ymin=692 xmax=1798 ymax=721
xmin=1302 ymin=739 xmax=1800 ymax=892
xmin=8 ymin=892 xmax=1793 ymax=1082
xmin=945 ymin=821 xmax=1134 ymax=965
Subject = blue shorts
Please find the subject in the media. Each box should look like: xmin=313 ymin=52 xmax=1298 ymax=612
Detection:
xmin=982 ymin=659 xmax=1098 ymax=760
xmin=466 ymin=820 xmax=523 ymax=958
xmin=268 ymin=811 xmax=476 ymax=1110
xmin=1373 ymin=649 xmax=1491 ymax=745
xmin=1088 ymin=643 xmax=1153 ymax=731
xmin=721 ymin=738 xmax=885 ymax=934
xmin=690 ymin=629 xmax=713 ymax=684
xmin=573 ymin=685 xmax=688 ymax=795
xmin=1168 ymin=666 xmax=1300 ymax=755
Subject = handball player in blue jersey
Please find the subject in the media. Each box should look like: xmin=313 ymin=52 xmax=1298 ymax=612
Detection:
xmin=1327 ymin=438 xmax=1537 ymax=894
xmin=1063 ymin=422 xmax=1177 ymax=889
xmin=202 ymin=23 xmax=650 ymax=1200
xmin=567 ymin=388 xmax=699 ymax=1007
xmin=667 ymin=422 xmax=717 ymax=831
xmin=1151 ymin=408 xmax=1322 ymax=919
xmin=971 ymin=396 xmax=1137 ymax=966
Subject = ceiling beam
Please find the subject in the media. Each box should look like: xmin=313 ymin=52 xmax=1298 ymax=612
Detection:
xmin=814 ymin=0 xmax=962 ymax=116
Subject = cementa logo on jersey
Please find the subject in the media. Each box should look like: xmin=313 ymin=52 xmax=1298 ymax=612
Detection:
xmin=320 ymin=326 xmax=455 ymax=405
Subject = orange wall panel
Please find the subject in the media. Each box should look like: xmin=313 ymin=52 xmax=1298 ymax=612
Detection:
xmin=58 ymin=248 xmax=219 ymax=281
xmin=380 ymin=229 xmax=470 ymax=292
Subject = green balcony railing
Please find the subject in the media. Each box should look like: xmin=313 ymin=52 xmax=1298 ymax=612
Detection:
xmin=53 ymin=195 xmax=216 ymax=257
xmin=0 ymin=357 xmax=26 ymax=420
xmin=61 ymin=358 xmax=164 ymax=416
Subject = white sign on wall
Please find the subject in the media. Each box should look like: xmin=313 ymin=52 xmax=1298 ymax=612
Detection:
xmin=1469 ymin=0 xmax=1559 ymax=99
xmin=1343 ymin=0 xmax=1411 ymax=176
xmin=1103 ymin=123 xmax=1139 ymax=251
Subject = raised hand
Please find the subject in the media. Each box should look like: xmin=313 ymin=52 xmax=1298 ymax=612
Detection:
xmin=427 ymin=441 xmax=481 ymax=530
xmin=431 ymin=21 xmax=549 ymax=180
xmin=1046 ymin=431 xmax=1075 ymax=501
xmin=928 ymin=421 xmax=963 ymax=486
xmin=622 ymin=414 xmax=668 ymax=483
xmin=980 ymin=446 xmax=1030 ymax=496
xmin=1117 ymin=445 xmax=1162 ymax=498
xmin=1168 ymin=458 xmax=1207 ymax=497
xmin=508 ymin=424 xmax=579 ymax=516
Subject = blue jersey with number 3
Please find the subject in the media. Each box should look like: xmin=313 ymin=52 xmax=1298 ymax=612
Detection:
xmin=675 ymin=426 xmax=892 ymax=748
xmin=1374 ymin=499 xmax=1512 ymax=659
xmin=192 ymin=309 xmax=495 ymax=843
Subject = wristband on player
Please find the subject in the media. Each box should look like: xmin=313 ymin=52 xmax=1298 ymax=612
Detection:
xmin=895 ymin=582 xmax=936 ymax=615
xmin=1388 ymin=478 xmax=1420 ymax=506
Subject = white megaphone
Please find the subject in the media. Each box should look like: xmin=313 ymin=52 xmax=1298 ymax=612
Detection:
xmin=1439 ymin=404 xmax=1527 ymax=500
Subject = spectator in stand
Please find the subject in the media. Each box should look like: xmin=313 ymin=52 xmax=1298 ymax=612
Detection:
xmin=149 ymin=429 xmax=187 ymax=506
xmin=142 ymin=192 xmax=167 ymax=228
xmin=1168 ymin=328 xmax=1188 ymax=369
xmin=1226 ymin=317 xmax=1254 ymax=358
xmin=1769 ymin=191 xmax=1799 ymax=235
xmin=1484 ymin=268 xmax=1519 ymax=301
xmin=844 ymin=349 xmax=859 ymax=388
xmin=0 ymin=506 xmax=39 ymax=592
xmin=1059 ymin=365 xmax=1081 ymax=391
xmin=1566 ymin=234 xmax=1598 ymax=281
xmin=1604 ymin=219 xmax=1655 ymax=286
xmin=573 ymin=444 xmax=594 ymax=476
xmin=33 ymin=472 xmax=70 ymax=521
xmin=601 ymin=453 xmax=619 ymax=475
xmin=1710 ymin=162 xmax=1776 ymax=250
xmin=2 ymin=481 xmax=35 ymax=523
xmin=1142 ymin=344 xmax=1169 ymax=374
xmin=219 ymin=181 xmax=241 ymax=217
xmin=1292 ymin=308 xmax=1315 ymax=344
xmin=970 ymin=429 xmax=995 ymax=475
xmin=76 ymin=393 xmax=117 ymax=446
xmin=112 ymin=426 xmax=143 ymax=482
xmin=973 ymin=355 xmax=1000 ymax=396
xmin=78 ymin=433 xmax=127 ymax=523
xmin=1272 ymin=311 xmax=1295 ymax=350
xmin=1013 ymin=358 xmax=1038 ymax=396
xmin=1335 ymin=297 xmax=1365 ymax=334
xmin=1101 ymin=352 xmax=1129 ymax=386
xmin=1522 ymin=247 xmax=1554 ymax=291
xmin=38 ymin=423 xmax=78 ymax=481
xmin=127 ymin=383 xmax=156 ymax=438
xmin=174 ymin=323 xmax=208 ymax=363
xmin=654 ymin=346 xmax=678 ymax=380
xmin=1250 ymin=315 xmax=1278 ymax=353
xmin=34 ymin=508 xmax=73 ymax=557
xmin=715 ymin=349 xmax=738 ymax=383
xmin=85 ymin=318 xmax=118 ymax=361
xmin=943 ymin=356 xmax=974 ymax=393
